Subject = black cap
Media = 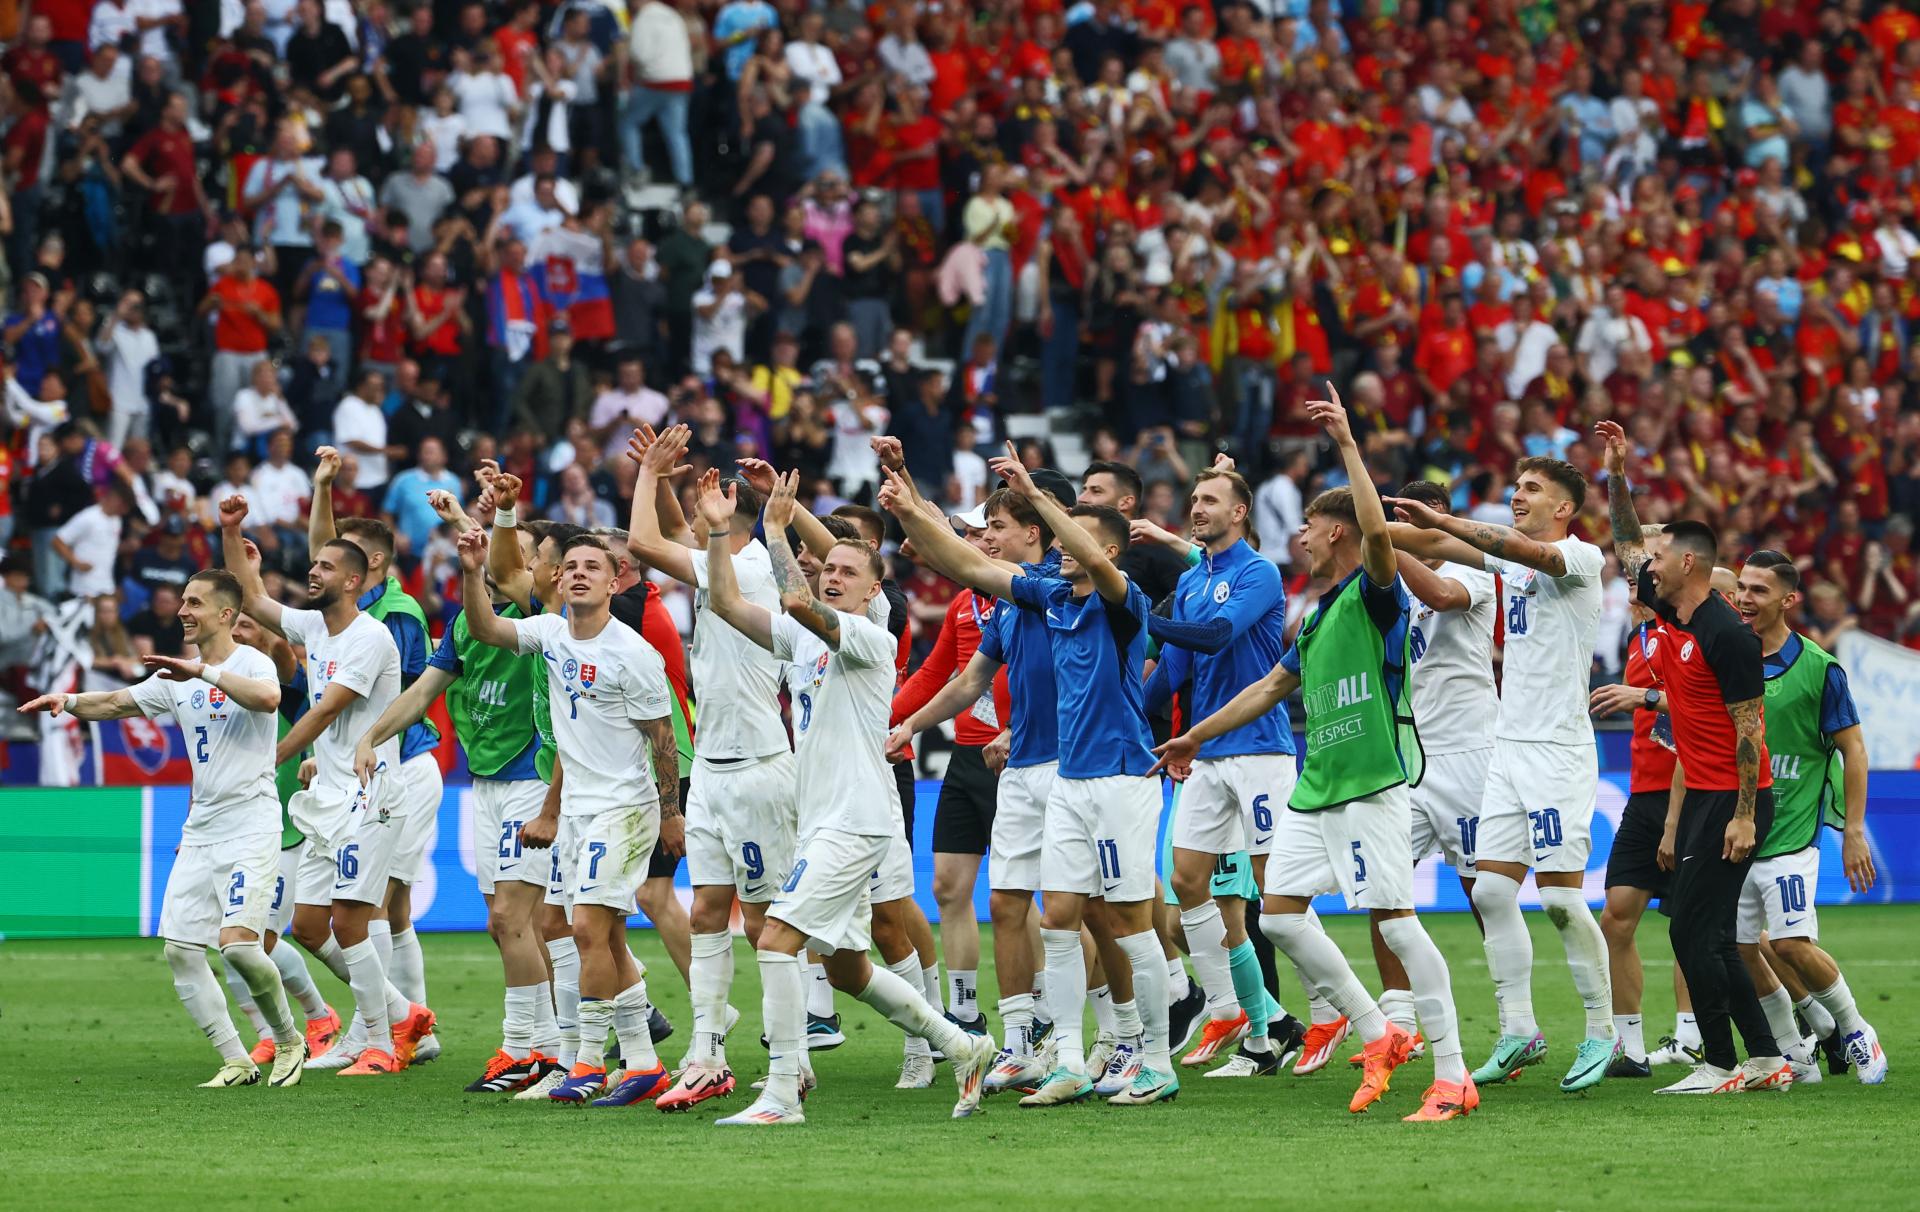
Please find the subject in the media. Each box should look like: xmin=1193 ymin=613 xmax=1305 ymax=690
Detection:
xmin=1029 ymin=468 xmax=1077 ymax=508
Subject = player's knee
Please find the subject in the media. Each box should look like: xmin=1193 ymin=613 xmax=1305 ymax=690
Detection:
xmin=164 ymin=940 xmax=207 ymax=987
xmin=988 ymin=892 xmax=1029 ymax=930
xmin=1259 ymin=911 xmax=1309 ymax=952
xmin=932 ymin=870 xmax=970 ymax=905
xmin=1598 ymin=905 xmax=1635 ymax=945
xmin=1169 ymin=866 xmax=1207 ymax=905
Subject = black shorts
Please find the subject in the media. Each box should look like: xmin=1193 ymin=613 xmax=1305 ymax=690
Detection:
xmin=646 ymin=776 xmax=692 ymax=880
xmin=933 ymin=743 xmax=1000 ymax=854
xmin=1605 ymin=789 xmax=1672 ymax=900
xmin=895 ymin=759 xmax=918 ymax=846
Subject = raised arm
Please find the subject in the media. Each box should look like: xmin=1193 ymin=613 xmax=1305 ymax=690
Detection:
xmin=697 ymin=470 xmax=776 ymax=652
xmin=353 ymin=665 xmax=456 ymax=784
xmin=877 ymin=466 xmax=1018 ymax=598
xmin=991 ymin=442 xmax=1128 ymax=603
xmin=764 ymin=469 xmax=841 ymax=648
xmin=487 ymin=473 xmax=536 ymax=613
xmin=141 ymin=654 xmax=281 ymax=713
xmin=17 ymin=687 xmax=141 ymax=720
xmin=219 ymin=495 xmax=286 ymax=634
xmin=458 ymin=530 xmax=521 ymax=650
xmin=1595 ymin=419 xmax=1649 ymax=578
xmin=1312 ymin=386 xmax=1396 ymax=586
xmin=1395 ymin=550 xmax=1472 ymax=613
xmin=626 ymin=425 xmax=697 ymax=585
xmin=1382 ymin=497 xmax=1569 ymax=577
xmin=740 ymin=456 xmax=837 ymax=562
xmin=308 ymin=446 xmax=342 ymax=561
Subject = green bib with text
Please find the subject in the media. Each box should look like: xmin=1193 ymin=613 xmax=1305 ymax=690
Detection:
xmin=1758 ymin=634 xmax=1846 ymax=859
xmin=1292 ymin=573 xmax=1423 ymax=811
xmin=445 ymin=601 xmax=543 ymax=779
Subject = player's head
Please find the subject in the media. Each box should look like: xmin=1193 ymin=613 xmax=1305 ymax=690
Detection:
xmin=724 ymin=478 xmax=762 ymax=534
xmin=181 ymin=569 xmax=243 ymax=644
xmin=830 ymin=503 xmax=885 ymax=550
xmin=1509 ymin=456 xmax=1586 ymax=539
xmin=984 ymin=487 xmax=1051 ymax=563
xmin=309 ymin=538 xmax=370 ymax=609
xmin=1301 ymin=487 xmax=1360 ymax=579
xmin=1626 ymin=522 xmax=1665 ymax=611
xmin=590 ymin=526 xmax=639 ymax=589
xmin=530 ymin=521 xmax=586 ymax=604
xmin=1648 ymin=518 xmax=1717 ymax=596
xmin=336 ymin=517 xmax=397 ymax=579
xmin=1710 ymin=565 xmax=1738 ymax=598
xmin=557 ymin=534 xmax=618 ymax=609
xmin=1060 ymin=504 xmax=1129 ymax=584
xmin=819 ymin=539 xmax=884 ymax=614
xmin=1080 ymin=460 xmax=1145 ymax=519
xmin=1735 ymin=549 xmax=1801 ymax=633
xmin=1189 ymin=467 xmax=1253 ymax=548
xmin=799 ymin=514 xmax=862 ymax=588
xmin=231 ymin=609 xmax=271 ymax=654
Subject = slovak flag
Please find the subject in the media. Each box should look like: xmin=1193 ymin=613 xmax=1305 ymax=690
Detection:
xmin=579 ymin=663 xmax=597 ymax=689
xmin=530 ymin=226 xmax=613 ymax=341
xmin=208 ymin=687 xmax=227 ymax=708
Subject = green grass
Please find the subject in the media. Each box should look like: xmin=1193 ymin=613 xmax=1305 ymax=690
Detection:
xmin=3 ymin=908 xmax=1916 ymax=1210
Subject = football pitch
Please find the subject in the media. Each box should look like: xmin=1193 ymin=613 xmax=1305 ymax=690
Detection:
xmin=4 ymin=907 xmax=1916 ymax=1211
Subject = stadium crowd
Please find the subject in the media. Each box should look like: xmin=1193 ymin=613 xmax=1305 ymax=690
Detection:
xmin=6 ymin=0 xmax=1920 ymax=710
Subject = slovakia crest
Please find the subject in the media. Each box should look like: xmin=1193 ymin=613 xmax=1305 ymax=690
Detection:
xmin=579 ymin=663 xmax=597 ymax=688
xmin=121 ymin=716 xmax=172 ymax=774
xmin=191 ymin=689 xmax=206 ymax=710
xmin=209 ymin=687 xmax=227 ymax=707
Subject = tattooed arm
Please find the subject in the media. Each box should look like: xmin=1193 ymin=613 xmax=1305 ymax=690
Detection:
xmin=1380 ymin=499 xmax=1571 ymax=576
xmin=1725 ymin=695 xmax=1765 ymax=861
xmin=762 ymin=469 xmax=844 ymax=649
xmin=1595 ymin=419 xmax=1648 ymax=578
xmin=642 ymin=715 xmax=684 ymax=856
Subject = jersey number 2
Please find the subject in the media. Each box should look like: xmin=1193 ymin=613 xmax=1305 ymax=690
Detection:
xmin=194 ymin=725 xmax=209 ymax=764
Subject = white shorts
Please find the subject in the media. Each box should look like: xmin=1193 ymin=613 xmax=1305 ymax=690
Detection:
xmin=1411 ymin=747 xmax=1494 ymax=875
xmin=989 ymin=761 xmax=1056 ymax=891
xmin=545 ymin=816 xmax=578 ymax=913
xmin=1172 ymin=752 xmax=1297 ymax=857
xmin=158 ymin=829 xmax=282 ymax=946
xmin=1475 ymin=740 xmax=1597 ymax=874
xmin=472 ymin=776 xmax=552 ymax=895
xmin=292 ymin=776 xmax=403 ymax=905
xmin=869 ymin=829 xmax=915 ymax=903
xmin=1042 ymin=773 xmax=1162 ymax=903
xmin=1264 ymin=786 xmax=1416 ymax=911
xmin=389 ymin=753 xmax=444 ymax=887
xmin=770 ymin=827 xmax=889 ymax=955
xmin=269 ymin=843 xmax=301 ymax=936
xmin=684 ymin=751 xmax=799 ymax=902
xmin=564 ymin=802 xmax=660 ymax=914
xmin=1737 ymin=849 xmax=1821 ymax=945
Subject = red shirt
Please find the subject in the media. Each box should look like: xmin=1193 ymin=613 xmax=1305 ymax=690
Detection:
xmin=210 ymin=276 xmax=281 ymax=354
xmin=891 ymin=590 xmax=1013 ymax=748
xmin=1641 ymin=569 xmax=1771 ymax=794
xmin=884 ymin=116 xmax=942 ymax=191
xmin=409 ymin=286 xmax=462 ymax=356
xmin=1414 ymin=323 xmax=1474 ymax=393
xmin=2 ymin=46 xmax=61 ymax=100
xmin=1626 ymin=622 xmax=1678 ymax=795
xmin=128 ymin=127 xmax=201 ymax=214
xmin=3 ymin=108 xmax=47 ymax=189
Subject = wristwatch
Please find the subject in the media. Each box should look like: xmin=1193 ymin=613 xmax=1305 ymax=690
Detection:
xmin=1643 ymin=688 xmax=1661 ymax=710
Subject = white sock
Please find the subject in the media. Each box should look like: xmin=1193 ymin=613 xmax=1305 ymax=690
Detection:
xmin=921 ymin=964 xmax=943 ymax=1017
xmin=389 ymin=926 xmax=426 ymax=1005
xmin=222 ymin=956 xmax=271 ymax=1036
xmin=222 ymin=941 xmax=299 ymax=1046
xmin=1179 ymin=903 xmax=1236 ymax=1019
xmin=1118 ymin=930 xmax=1171 ymax=1072
xmin=1377 ymin=987 xmax=1418 ymax=1037
xmin=948 ymin=969 xmax=979 ymax=1019
xmin=548 ymin=937 xmax=581 ymax=1067
xmin=1797 ymin=993 xmax=1837 ymax=1040
xmin=1615 ymin=1014 xmax=1646 ymax=1062
xmin=1676 ymin=1012 xmax=1702 ymax=1049
xmin=532 ymin=980 xmax=561 ymax=1054
xmin=1112 ymin=999 xmax=1143 ymax=1045
xmin=613 ymin=980 xmax=659 ymax=1070
xmin=166 ymin=942 xmax=249 ymax=1064
xmin=888 ymin=954 xmax=932 ymax=1058
xmin=1297 ymin=909 xmax=1339 ymax=1023
xmin=759 ymin=951 xmax=805 ymax=1104
xmin=1758 ymin=984 xmax=1799 ymax=1052
xmin=577 ymin=998 xmax=613 ymax=1069
xmin=857 ymin=964 xmax=967 ymax=1056
xmin=340 ymin=939 xmax=395 ymax=1050
xmin=503 ymin=984 xmax=539 ymax=1058
xmin=806 ymin=961 xmax=834 ymax=1018
xmin=1041 ymin=928 xmax=1088 ymax=1073
xmin=690 ymin=931 xmax=733 ymax=1065
xmin=999 ymin=992 xmax=1035 ymax=1056
xmin=1538 ymin=886 xmax=1612 ymax=1038
xmin=1165 ymin=955 xmax=1191 ymax=1002
xmin=1812 ymin=975 xmax=1868 ymax=1038
xmin=1261 ymin=913 xmax=1386 ymax=1043
xmin=1089 ymin=982 xmax=1119 ymax=1035
xmin=1471 ymin=872 xmax=1537 ymax=1036
xmin=311 ymin=935 xmax=353 ymax=985
xmin=1379 ymin=916 xmax=1464 ymax=1085
xmin=1032 ymin=971 xmax=1048 ymax=1015
xmin=271 ymin=940 xmax=327 ymax=1019
xmin=368 ymin=919 xmax=393 ymax=977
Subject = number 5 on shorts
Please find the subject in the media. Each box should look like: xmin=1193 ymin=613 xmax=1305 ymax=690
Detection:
xmin=1351 ymin=840 xmax=1367 ymax=883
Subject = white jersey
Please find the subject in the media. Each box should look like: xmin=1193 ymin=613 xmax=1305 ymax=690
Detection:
xmin=689 ymin=541 xmax=791 ymax=760
xmin=128 ymin=644 xmax=281 ymax=844
xmin=280 ymin=609 xmax=403 ymax=794
xmin=1408 ymin=561 xmax=1499 ymax=756
xmin=773 ymin=610 xmax=898 ymax=838
xmin=1484 ymin=537 xmax=1603 ymax=746
xmin=513 ymin=612 xmax=673 ymax=816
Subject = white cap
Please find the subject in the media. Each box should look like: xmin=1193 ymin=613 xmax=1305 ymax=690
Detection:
xmin=952 ymin=504 xmax=989 ymax=529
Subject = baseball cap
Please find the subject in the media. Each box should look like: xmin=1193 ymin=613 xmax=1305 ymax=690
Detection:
xmin=952 ymin=504 xmax=989 ymax=529
xmin=1029 ymin=468 xmax=1077 ymax=507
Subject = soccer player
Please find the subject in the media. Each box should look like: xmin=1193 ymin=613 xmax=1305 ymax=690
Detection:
xmin=1385 ymin=455 xmax=1617 ymax=1093
xmin=1598 ymin=424 xmax=1790 ymax=1095
xmin=1346 ymin=479 xmax=1499 ymax=1068
xmin=1137 ymin=465 xmax=1307 ymax=1077
xmin=1157 ymin=391 xmax=1473 ymax=1122
xmin=310 ymin=449 xmax=443 ymax=1062
xmin=625 ymin=429 xmax=797 ymax=1111
xmin=882 ymin=474 xmax=1072 ymax=1094
xmin=698 ymin=469 xmax=994 ymax=1126
xmin=353 ymin=489 xmax=561 ymax=1093
xmin=19 ymin=570 xmax=309 ymax=1088
xmin=459 ymin=527 xmax=682 ymax=1106
xmin=1730 ymin=550 xmax=1887 ymax=1084
xmin=220 ymin=496 xmax=435 ymax=1077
